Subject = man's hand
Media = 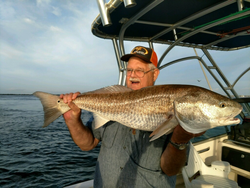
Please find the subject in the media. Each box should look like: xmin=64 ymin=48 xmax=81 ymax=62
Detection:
xmin=60 ymin=92 xmax=81 ymax=125
xmin=171 ymin=124 xmax=205 ymax=144
xmin=161 ymin=125 xmax=205 ymax=176
xmin=59 ymin=92 xmax=99 ymax=151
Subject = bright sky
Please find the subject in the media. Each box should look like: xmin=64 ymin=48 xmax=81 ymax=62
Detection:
xmin=0 ymin=0 xmax=249 ymax=96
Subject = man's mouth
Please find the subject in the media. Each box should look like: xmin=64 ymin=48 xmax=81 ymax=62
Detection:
xmin=130 ymin=78 xmax=140 ymax=84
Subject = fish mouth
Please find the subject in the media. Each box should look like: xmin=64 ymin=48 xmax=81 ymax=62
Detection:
xmin=221 ymin=109 xmax=242 ymax=125
xmin=219 ymin=116 xmax=240 ymax=125
xmin=228 ymin=117 xmax=240 ymax=123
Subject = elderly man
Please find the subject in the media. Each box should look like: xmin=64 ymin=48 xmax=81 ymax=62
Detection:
xmin=60 ymin=46 xmax=203 ymax=187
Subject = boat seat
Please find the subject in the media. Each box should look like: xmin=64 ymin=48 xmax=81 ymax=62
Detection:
xmin=182 ymin=143 xmax=239 ymax=188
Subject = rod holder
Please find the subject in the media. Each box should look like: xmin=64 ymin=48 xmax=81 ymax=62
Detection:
xmin=124 ymin=0 xmax=136 ymax=8
xmin=96 ymin=0 xmax=112 ymax=27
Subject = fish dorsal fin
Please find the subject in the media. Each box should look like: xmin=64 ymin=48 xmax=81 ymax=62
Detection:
xmin=102 ymin=85 xmax=132 ymax=93
xmin=81 ymin=85 xmax=132 ymax=95
xmin=93 ymin=113 xmax=110 ymax=129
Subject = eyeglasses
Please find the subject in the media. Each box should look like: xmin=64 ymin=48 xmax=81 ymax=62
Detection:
xmin=126 ymin=68 xmax=155 ymax=78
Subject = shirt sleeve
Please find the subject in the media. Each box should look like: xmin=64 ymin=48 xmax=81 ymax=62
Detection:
xmin=91 ymin=120 xmax=102 ymax=141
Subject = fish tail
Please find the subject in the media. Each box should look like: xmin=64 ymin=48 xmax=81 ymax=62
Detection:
xmin=33 ymin=91 xmax=65 ymax=127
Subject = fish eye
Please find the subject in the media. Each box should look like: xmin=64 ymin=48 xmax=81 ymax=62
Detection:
xmin=219 ymin=102 xmax=226 ymax=108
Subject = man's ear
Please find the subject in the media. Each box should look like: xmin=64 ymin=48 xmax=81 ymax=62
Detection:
xmin=153 ymin=68 xmax=160 ymax=82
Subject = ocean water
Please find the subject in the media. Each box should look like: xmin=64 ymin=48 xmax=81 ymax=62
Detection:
xmin=0 ymin=94 xmax=99 ymax=188
xmin=0 ymin=94 xmax=238 ymax=188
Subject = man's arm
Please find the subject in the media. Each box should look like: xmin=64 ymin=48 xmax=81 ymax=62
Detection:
xmin=160 ymin=125 xmax=204 ymax=176
xmin=60 ymin=92 xmax=99 ymax=151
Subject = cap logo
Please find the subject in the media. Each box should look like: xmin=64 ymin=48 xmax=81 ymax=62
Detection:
xmin=131 ymin=46 xmax=148 ymax=56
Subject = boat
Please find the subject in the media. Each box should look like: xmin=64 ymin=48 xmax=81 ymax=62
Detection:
xmin=65 ymin=0 xmax=250 ymax=187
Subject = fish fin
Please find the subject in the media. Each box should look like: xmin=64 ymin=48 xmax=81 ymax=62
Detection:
xmin=149 ymin=117 xmax=178 ymax=141
xmin=80 ymin=85 xmax=132 ymax=95
xmin=101 ymin=85 xmax=133 ymax=93
xmin=93 ymin=113 xmax=110 ymax=129
xmin=173 ymin=98 xmax=206 ymax=134
xmin=33 ymin=91 xmax=67 ymax=127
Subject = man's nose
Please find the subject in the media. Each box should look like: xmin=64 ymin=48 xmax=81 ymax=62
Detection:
xmin=130 ymin=70 xmax=136 ymax=77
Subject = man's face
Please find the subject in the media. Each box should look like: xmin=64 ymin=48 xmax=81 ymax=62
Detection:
xmin=126 ymin=57 xmax=159 ymax=90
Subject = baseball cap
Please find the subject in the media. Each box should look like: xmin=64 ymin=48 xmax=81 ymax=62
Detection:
xmin=121 ymin=46 xmax=158 ymax=67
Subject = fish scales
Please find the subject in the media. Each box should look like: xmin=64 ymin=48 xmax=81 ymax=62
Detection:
xmin=33 ymin=84 xmax=242 ymax=140
xmin=71 ymin=85 xmax=192 ymax=130
xmin=73 ymin=87 xmax=172 ymax=130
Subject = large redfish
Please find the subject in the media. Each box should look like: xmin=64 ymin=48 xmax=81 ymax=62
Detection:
xmin=33 ymin=85 xmax=242 ymax=141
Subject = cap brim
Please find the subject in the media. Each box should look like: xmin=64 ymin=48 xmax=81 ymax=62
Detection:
xmin=121 ymin=54 xmax=151 ymax=63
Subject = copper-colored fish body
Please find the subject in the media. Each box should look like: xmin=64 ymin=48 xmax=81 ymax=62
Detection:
xmin=34 ymin=85 xmax=242 ymax=141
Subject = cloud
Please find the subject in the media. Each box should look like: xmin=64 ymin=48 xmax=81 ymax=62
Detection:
xmin=0 ymin=1 xmax=249 ymax=95
xmin=52 ymin=6 xmax=61 ymax=16
xmin=0 ymin=42 xmax=23 ymax=58
xmin=0 ymin=0 xmax=119 ymax=94
xmin=23 ymin=18 xmax=34 ymax=24
xmin=0 ymin=2 xmax=16 ymax=19
xmin=36 ymin=0 xmax=51 ymax=7
xmin=50 ymin=25 xmax=62 ymax=32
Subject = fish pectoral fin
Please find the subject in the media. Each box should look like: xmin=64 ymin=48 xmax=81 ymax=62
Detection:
xmin=149 ymin=117 xmax=178 ymax=142
xmin=93 ymin=113 xmax=110 ymax=129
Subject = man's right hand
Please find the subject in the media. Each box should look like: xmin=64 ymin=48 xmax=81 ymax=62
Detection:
xmin=60 ymin=92 xmax=81 ymax=125
xmin=59 ymin=92 xmax=99 ymax=151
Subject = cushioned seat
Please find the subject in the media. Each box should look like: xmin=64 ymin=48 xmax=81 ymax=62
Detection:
xmin=182 ymin=143 xmax=239 ymax=188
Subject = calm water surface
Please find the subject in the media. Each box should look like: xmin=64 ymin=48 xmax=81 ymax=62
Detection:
xmin=0 ymin=94 xmax=99 ymax=188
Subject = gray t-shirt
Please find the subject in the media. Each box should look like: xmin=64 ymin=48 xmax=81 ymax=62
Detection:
xmin=92 ymin=121 xmax=176 ymax=188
